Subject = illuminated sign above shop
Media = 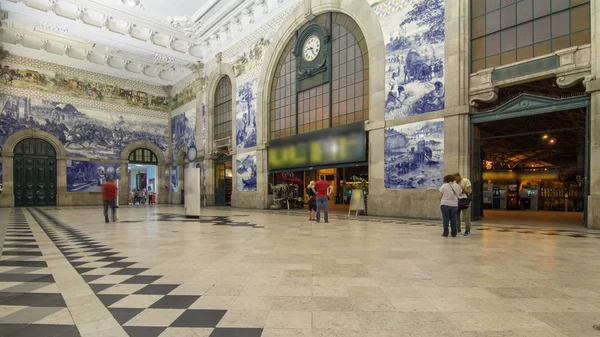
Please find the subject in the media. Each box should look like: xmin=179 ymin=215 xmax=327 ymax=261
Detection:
xmin=268 ymin=122 xmax=367 ymax=171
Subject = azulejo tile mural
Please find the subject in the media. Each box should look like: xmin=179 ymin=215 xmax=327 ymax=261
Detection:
xmin=375 ymin=0 xmax=445 ymax=120
xmin=384 ymin=118 xmax=444 ymax=189
xmin=236 ymin=151 xmax=257 ymax=192
xmin=66 ymin=161 xmax=121 ymax=192
xmin=171 ymin=165 xmax=179 ymax=193
xmin=0 ymin=64 xmax=170 ymax=112
xmin=236 ymin=79 xmax=258 ymax=149
xmin=171 ymin=109 xmax=196 ymax=161
xmin=171 ymin=85 xmax=196 ymax=111
xmin=0 ymin=94 xmax=168 ymax=159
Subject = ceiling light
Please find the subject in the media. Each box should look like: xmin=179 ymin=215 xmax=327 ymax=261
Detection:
xmin=542 ymin=135 xmax=549 ymax=139
xmin=122 ymin=0 xmax=141 ymax=6
xmin=549 ymin=139 xmax=556 ymax=144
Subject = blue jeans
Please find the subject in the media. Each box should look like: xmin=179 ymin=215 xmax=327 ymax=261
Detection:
xmin=441 ymin=205 xmax=458 ymax=236
xmin=316 ymin=197 xmax=329 ymax=223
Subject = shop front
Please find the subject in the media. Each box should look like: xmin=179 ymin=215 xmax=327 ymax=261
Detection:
xmin=267 ymin=122 xmax=368 ymax=211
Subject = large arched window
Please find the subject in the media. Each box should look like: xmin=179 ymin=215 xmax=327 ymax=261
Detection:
xmin=128 ymin=148 xmax=158 ymax=164
xmin=214 ymin=76 xmax=233 ymax=141
xmin=269 ymin=12 xmax=369 ymax=140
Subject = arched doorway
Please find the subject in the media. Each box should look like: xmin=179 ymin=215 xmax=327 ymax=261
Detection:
xmin=128 ymin=148 xmax=159 ymax=204
xmin=214 ymin=76 xmax=233 ymax=206
xmin=13 ymin=138 xmax=57 ymax=207
xmin=267 ymin=12 xmax=370 ymax=212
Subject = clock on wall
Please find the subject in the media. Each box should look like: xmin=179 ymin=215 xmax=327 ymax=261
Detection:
xmin=294 ymin=23 xmax=330 ymax=86
xmin=186 ymin=145 xmax=198 ymax=162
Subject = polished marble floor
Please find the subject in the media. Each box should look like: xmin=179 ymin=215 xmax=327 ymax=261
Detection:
xmin=1 ymin=205 xmax=600 ymax=337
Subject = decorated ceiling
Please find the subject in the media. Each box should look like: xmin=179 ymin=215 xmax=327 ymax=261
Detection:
xmin=0 ymin=0 xmax=297 ymax=85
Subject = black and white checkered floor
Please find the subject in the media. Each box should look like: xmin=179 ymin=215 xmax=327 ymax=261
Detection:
xmin=2 ymin=205 xmax=600 ymax=337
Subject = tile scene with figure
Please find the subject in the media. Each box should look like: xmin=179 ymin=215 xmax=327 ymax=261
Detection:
xmin=67 ymin=161 xmax=122 ymax=192
xmin=376 ymin=0 xmax=446 ymax=120
xmin=384 ymin=119 xmax=444 ymax=189
xmin=236 ymin=151 xmax=257 ymax=192
xmin=0 ymin=94 xmax=168 ymax=159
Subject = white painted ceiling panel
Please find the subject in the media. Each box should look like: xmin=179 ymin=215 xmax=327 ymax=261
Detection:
xmin=1 ymin=0 xmax=297 ymax=85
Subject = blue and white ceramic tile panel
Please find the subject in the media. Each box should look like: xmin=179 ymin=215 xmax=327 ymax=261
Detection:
xmin=231 ymin=38 xmax=271 ymax=150
xmin=66 ymin=161 xmax=121 ymax=192
xmin=171 ymin=108 xmax=196 ymax=161
xmin=235 ymin=79 xmax=258 ymax=149
xmin=0 ymin=162 xmax=3 ymax=192
xmin=164 ymin=167 xmax=170 ymax=193
xmin=171 ymin=165 xmax=179 ymax=192
xmin=0 ymin=94 xmax=168 ymax=159
xmin=236 ymin=151 xmax=257 ymax=192
xmin=384 ymin=118 xmax=444 ymax=189
xmin=373 ymin=0 xmax=445 ymax=120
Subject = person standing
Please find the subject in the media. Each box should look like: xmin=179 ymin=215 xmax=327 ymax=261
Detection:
xmin=453 ymin=173 xmax=472 ymax=236
xmin=102 ymin=177 xmax=118 ymax=223
xmin=439 ymin=175 xmax=461 ymax=237
xmin=306 ymin=181 xmax=317 ymax=221
xmin=314 ymin=175 xmax=332 ymax=223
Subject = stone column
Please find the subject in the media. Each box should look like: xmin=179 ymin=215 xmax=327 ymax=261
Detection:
xmin=0 ymin=155 xmax=14 ymax=207
xmin=119 ymin=161 xmax=129 ymax=205
xmin=444 ymin=0 xmax=471 ymax=176
xmin=584 ymin=0 xmax=600 ymax=228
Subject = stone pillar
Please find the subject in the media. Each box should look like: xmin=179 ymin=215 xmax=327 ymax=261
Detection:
xmin=0 ymin=155 xmax=14 ymax=207
xmin=584 ymin=0 xmax=600 ymax=228
xmin=444 ymin=0 xmax=471 ymax=176
xmin=119 ymin=162 xmax=129 ymax=205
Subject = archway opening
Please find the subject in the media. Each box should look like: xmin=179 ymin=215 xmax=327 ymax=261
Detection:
xmin=214 ymin=75 xmax=233 ymax=206
xmin=268 ymin=12 xmax=370 ymax=213
xmin=471 ymin=80 xmax=589 ymax=229
xmin=13 ymin=138 xmax=57 ymax=207
xmin=128 ymin=148 xmax=158 ymax=205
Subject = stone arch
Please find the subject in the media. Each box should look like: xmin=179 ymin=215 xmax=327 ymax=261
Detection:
xmin=257 ymin=0 xmax=386 ymax=146
xmin=2 ymin=128 xmax=68 ymax=157
xmin=205 ymin=63 xmax=237 ymax=154
xmin=120 ymin=140 xmax=166 ymax=165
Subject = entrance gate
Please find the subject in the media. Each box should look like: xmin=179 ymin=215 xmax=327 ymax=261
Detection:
xmin=13 ymin=138 xmax=57 ymax=207
xmin=470 ymin=95 xmax=590 ymax=226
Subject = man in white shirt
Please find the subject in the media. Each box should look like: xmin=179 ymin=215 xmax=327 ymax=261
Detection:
xmin=454 ymin=173 xmax=472 ymax=236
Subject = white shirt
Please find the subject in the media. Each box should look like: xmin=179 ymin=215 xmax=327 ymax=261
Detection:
xmin=439 ymin=182 xmax=462 ymax=207
xmin=457 ymin=178 xmax=471 ymax=199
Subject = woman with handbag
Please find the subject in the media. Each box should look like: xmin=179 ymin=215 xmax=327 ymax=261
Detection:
xmin=306 ymin=181 xmax=317 ymax=221
xmin=439 ymin=175 xmax=462 ymax=237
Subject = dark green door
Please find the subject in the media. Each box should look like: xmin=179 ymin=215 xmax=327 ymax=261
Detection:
xmin=13 ymin=138 xmax=57 ymax=207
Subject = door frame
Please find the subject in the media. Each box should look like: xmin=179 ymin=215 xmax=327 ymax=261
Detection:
xmin=470 ymin=94 xmax=590 ymax=224
xmin=214 ymin=153 xmax=232 ymax=206
xmin=0 ymin=129 xmax=66 ymax=207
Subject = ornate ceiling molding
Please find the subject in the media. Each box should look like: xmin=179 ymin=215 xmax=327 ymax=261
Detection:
xmin=0 ymin=20 xmax=190 ymax=85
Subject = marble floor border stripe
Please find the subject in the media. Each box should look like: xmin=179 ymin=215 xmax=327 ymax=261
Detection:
xmin=24 ymin=208 xmax=127 ymax=337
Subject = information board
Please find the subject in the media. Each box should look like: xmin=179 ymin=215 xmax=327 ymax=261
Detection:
xmin=348 ymin=189 xmax=366 ymax=217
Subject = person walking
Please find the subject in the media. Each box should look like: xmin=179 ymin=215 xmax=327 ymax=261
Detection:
xmin=439 ymin=175 xmax=461 ymax=237
xmin=102 ymin=177 xmax=118 ymax=223
xmin=453 ymin=173 xmax=472 ymax=236
xmin=306 ymin=181 xmax=317 ymax=221
xmin=314 ymin=175 xmax=332 ymax=223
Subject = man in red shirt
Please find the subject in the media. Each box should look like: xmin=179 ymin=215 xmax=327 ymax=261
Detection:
xmin=101 ymin=177 xmax=118 ymax=223
xmin=314 ymin=175 xmax=332 ymax=223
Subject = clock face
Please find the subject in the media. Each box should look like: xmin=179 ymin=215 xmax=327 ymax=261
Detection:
xmin=302 ymin=35 xmax=321 ymax=62
xmin=187 ymin=146 xmax=197 ymax=162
